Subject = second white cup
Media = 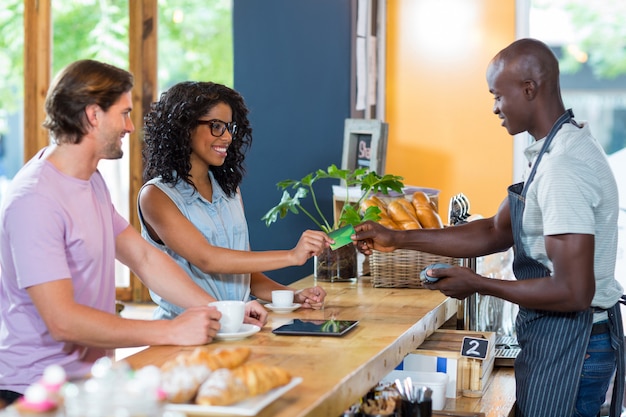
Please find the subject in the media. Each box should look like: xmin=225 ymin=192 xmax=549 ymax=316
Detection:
xmin=272 ymin=290 xmax=295 ymax=307
xmin=209 ymin=300 xmax=245 ymax=333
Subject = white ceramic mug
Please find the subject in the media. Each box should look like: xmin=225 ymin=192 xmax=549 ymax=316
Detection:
xmin=209 ymin=300 xmax=245 ymax=333
xmin=271 ymin=290 xmax=295 ymax=307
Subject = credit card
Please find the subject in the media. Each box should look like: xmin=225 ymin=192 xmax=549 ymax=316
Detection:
xmin=328 ymin=224 xmax=355 ymax=251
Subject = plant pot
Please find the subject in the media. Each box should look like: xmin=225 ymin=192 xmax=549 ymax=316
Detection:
xmin=314 ymin=243 xmax=358 ymax=282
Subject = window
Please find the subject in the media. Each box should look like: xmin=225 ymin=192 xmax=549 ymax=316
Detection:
xmin=4 ymin=0 xmax=234 ymax=299
xmin=528 ymin=0 xmax=626 ymax=292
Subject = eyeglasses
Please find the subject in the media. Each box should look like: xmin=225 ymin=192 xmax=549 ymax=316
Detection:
xmin=196 ymin=119 xmax=238 ymax=137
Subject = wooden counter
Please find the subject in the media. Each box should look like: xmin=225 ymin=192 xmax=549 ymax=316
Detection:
xmin=124 ymin=276 xmax=515 ymax=417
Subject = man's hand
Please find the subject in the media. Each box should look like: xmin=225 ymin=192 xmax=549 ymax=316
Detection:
xmin=169 ymin=305 xmax=221 ymax=345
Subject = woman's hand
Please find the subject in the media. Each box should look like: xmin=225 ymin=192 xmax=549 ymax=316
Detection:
xmin=291 ymin=230 xmax=334 ymax=265
xmin=243 ymin=300 xmax=268 ymax=327
xmin=295 ymin=286 xmax=326 ymax=309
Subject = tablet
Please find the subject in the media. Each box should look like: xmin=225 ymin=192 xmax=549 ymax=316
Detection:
xmin=272 ymin=319 xmax=359 ymax=337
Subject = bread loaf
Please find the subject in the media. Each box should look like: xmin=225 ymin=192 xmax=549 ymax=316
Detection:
xmin=360 ymin=198 xmax=386 ymax=217
xmin=413 ymin=204 xmax=443 ymax=229
xmin=412 ymin=191 xmax=438 ymax=212
xmin=368 ymin=195 xmax=388 ymax=210
xmin=378 ymin=218 xmax=401 ymax=229
xmin=411 ymin=191 xmax=443 ymax=229
xmin=412 ymin=191 xmax=431 ymax=206
xmin=387 ymin=199 xmax=421 ymax=230
xmin=361 ymin=196 xmax=391 ymax=218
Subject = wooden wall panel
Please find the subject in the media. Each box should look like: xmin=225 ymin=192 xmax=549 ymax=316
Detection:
xmin=385 ymin=0 xmax=516 ymax=220
xmin=126 ymin=0 xmax=158 ymax=302
xmin=23 ymin=0 xmax=51 ymax=161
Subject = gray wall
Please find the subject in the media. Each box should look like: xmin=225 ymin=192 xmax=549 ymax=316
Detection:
xmin=233 ymin=0 xmax=352 ymax=284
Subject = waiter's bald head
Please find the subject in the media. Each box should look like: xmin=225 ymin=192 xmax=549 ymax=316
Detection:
xmin=489 ymin=38 xmax=561 ymax=100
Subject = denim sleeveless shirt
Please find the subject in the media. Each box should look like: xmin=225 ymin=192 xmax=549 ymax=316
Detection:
xmin=138 ymin=172 xmax=251 ymax=319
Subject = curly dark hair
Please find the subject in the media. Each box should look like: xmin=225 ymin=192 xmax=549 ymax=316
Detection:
xmin=142 ymin=81 xmax=252 ymax=197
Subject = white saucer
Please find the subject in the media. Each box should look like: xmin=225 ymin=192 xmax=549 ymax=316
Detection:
xmin=265 ymin=303 xmax=302 ymax=313
xmin=215 ymin=323 xmax=261 ymax=341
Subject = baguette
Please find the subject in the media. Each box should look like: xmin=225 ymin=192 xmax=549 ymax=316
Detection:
xmin=412 ymin=191 xmax=438 ymax=212
xmin=361 ymin=196 xmax=391 ymax=218
xmin=411 ymin=191 xmax=443 ymax=228
xmin=360 ymin=198 xmax=387 ymax=217
xmin=412 ymin=191 xmax=431 ymax=206
xmin=195 ymin=362 xmax=292 ymax=406
xmin=378 ymin=217 xmax=401 ymax=229
xmin=413 ymin=204 xmax=444 ymax=229
xmin=387 ymin=199 xmax=421 ymax=230
xmin=362 ymin=196 xmax=403 ymax=228
xmin=367 ymin=195 xmax=388 ymax=210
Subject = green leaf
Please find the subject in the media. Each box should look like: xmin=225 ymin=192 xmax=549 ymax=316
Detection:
xmin=263 ymin=164 xmax=405 ymax=232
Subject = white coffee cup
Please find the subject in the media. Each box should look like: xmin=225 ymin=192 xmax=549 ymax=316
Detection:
xmin=271 ymin=290 xmax=295 ymax=307
xmin=209 ymin=300 xmax=245 ymax=333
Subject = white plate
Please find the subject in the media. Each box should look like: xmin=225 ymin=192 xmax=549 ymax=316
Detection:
xmin=165 ymin=377 xmax=302 ymax=416
xmin=264 ymin=303 xmax=302 ymax=313
xmin=215 ymin=324 xmax=261 ymax=341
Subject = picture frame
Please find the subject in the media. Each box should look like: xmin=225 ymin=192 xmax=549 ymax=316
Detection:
xmin=341 ymin=118 xmax=388 ymax=175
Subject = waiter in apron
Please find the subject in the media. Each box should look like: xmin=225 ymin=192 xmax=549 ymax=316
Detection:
xmin=353 ymin=37 xmax=624 ymax=417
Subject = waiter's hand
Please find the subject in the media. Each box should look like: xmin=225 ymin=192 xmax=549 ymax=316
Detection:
xmin=352 ymin=221 xmax=399 ymax=255
xmin=423 ymin=266 xmax=481 ymax=300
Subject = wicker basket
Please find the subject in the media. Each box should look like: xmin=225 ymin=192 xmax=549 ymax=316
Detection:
xmin=369 ymin=249 xmax=461 ymax=288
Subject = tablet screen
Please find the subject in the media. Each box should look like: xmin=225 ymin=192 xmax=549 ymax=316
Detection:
xmin=272 ymin=319 xmax=359 ymax=337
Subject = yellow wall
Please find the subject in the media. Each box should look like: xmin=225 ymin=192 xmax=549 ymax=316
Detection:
xmin=385 ymin=0 xmax=516 ymax=220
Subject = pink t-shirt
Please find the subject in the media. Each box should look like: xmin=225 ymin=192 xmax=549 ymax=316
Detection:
xmin=0 ymin=149 xmax=129 ymax=393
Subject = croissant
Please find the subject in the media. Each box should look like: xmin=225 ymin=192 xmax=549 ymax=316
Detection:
xmin=160 ymin=346 xmax=251 ymax=404
xmin=161 ymin=346 xmax=251 ymax=372
xmin=232 ymin=362 xmax=292 ymax=396
xmin=160 ymin=363 xmax=212 ymax=404
xmin=195 ymin=368 xmax=249 ymax=406
xmin=195 ymin=362 xmax=292 ymax=406
xmin=186 ymin=346 xmax=251 ymax=371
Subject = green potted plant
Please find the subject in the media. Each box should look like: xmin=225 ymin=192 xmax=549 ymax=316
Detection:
xmin=262 ymin=164 xmax=404 ymax=281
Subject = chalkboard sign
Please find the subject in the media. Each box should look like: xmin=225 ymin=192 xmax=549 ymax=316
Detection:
xmin=461 ymin=336 xmax=489 ymax=360
xmin=355 ymin=133 xmax=373 ymax=169
xmin=341 ymin=119 xmax=388 ymax=175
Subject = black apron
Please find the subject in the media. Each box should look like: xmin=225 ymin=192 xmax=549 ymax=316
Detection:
xmin=507 ymin=109 xmax=624 ymax=417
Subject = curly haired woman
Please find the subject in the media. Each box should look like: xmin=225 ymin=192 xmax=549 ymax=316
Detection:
xmin=140 ymin=81 xmax=331 ymax=327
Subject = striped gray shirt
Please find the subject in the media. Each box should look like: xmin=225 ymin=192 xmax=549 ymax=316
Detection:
xmin=521 ymin=122 xmax=623 ymax=309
